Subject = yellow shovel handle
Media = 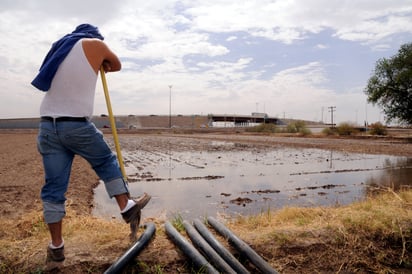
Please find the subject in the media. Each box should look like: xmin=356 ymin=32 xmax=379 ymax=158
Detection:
xmin=100 ymin=67 xmax=127 ymax=181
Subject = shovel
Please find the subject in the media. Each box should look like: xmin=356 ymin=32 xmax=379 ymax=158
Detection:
xmin=99 ymin=67 xmax=127 ymax=181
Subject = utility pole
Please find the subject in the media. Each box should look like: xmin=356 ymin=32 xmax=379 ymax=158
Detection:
xmin=321 ymin=106 xmax=324 ymax=123
xmin=169 ymin=85 xmax=172 ymax=128
xmin=328 ymin=106 xmax=336 ymax=128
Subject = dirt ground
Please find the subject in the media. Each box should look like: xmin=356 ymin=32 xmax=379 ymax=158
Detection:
xmin=1 ymin=130 xmax=411 ymax=273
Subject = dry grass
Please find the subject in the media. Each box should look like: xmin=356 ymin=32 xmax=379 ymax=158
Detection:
xmin=0 ymin=209 xmax=131 ymax=273
xmin=0 ymin=189 xmax=411 ymax=273
xmin=229 ymin=188 xmax=412 ymax=273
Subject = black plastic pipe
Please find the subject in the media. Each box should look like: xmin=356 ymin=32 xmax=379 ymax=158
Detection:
xmin=193 ymin=219 xmax=250 ymax=274
xmin=207 ymin=217 xmax=278 ymax=274
xmin=104 ymin=222 xmax=156 ymax=274
xmin=183 ymin=220 xmax=236 ymax=273
xmin=164 ymin=221 xmax=219 ymax=274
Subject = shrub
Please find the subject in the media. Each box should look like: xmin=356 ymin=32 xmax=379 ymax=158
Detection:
xmin=246 ymin=123 xmax=277 ymax=133
xmin=369 ymin=122 xmax=387 ymax=135
xmin=322 ymin=127 xmax=336 ymax=136
xmin=299 ymin=127 xmax=312 ymax=136
xmin=336 ymin=122 xmax=358 ymax=136
xmin=285 ymin=121 xmax=311 ymax=135
xmin=286 ymin=120 xmax=304 ymax=133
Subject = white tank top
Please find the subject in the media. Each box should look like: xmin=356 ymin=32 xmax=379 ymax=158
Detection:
xmin=40 ymin=39 xmax=97 ymax=118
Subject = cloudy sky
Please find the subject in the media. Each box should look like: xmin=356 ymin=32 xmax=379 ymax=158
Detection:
xmin=1 ymin=0 xmax=411 ymax=124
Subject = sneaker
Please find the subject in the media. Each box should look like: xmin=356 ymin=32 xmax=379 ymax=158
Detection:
xmin=46 ymin=245 xmax=65 ymax=262
xmin=121 ymin=193 xmax=151 ymax=223
xmin=121 ymin=193 xmax=151 ymax=240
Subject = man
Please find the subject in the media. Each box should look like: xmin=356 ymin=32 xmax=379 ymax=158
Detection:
xmin=32 ymin=24 xmax=150 ymax=264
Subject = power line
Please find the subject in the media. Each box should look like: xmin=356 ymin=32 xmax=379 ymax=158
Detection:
xmin=328 ymin=106 xmax=336 ymax=128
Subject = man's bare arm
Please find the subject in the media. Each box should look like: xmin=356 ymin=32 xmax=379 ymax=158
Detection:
xmin=82 ymin=39 xmax=121 ymax=74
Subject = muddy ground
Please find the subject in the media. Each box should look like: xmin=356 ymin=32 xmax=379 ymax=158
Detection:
xmin=0 ymin=130 xmax=411 ymax=273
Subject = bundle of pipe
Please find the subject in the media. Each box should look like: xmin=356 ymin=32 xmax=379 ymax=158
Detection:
xmin=165 ymin=217 xmax=278 ymax=273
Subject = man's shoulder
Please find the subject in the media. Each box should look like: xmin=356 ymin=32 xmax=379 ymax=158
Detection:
xmin=81 ymin=38 xmax=109 ymax=54
xmin=81 ymin=38 xmax=105 ymax=46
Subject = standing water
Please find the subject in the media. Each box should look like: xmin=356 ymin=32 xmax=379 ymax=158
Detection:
xmin=93 ymin=138 xmax=411 ymax=221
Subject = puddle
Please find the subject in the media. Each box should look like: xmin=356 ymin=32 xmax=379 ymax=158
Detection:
xmin=93 ymin=138 xmax=412 ymax=221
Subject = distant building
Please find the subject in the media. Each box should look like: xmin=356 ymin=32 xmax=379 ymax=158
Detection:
xmin=208 ymin=113 xmax=278 ymax=127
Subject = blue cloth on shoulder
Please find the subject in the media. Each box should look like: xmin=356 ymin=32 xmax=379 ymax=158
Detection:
xmin=31 ymin=24 xmax=104 ymax=91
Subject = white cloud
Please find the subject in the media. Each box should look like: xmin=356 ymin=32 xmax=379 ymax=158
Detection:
xmin=315 ymin=44 xmax=328 ymax=49
xmin=226 ymin=36 xmax=238 ymax=42
xmin=183 ymin=0 xmax=412 ymax=45
xmin=0 ymin=0 xmax=409 ymax=124
xmin=335 ymin=14 xmax=412 ymax=44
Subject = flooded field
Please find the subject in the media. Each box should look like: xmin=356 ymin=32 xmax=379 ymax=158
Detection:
xmin=93 ymin=135 xmax=412 ymax=221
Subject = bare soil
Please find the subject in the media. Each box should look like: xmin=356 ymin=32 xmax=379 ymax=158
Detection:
xmin=0 ymin=130 xmax=411 ymax=273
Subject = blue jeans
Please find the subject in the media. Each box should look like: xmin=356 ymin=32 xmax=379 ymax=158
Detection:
xmin=37 ymin=119 xmax=129 ymax=223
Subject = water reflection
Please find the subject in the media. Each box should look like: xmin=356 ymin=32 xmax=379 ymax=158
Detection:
xmin=365 ymin=158 xmax=412 ymax=191
xmin=93 ymin=143 xmax=412 ymax=221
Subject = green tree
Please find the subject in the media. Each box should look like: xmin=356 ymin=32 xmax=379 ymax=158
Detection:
xmin=364 ymin=43 xmax=412 ymax=125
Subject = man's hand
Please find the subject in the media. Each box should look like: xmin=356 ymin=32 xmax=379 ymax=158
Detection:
xmin=102 ymin=61 xmax=112 ymax=72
